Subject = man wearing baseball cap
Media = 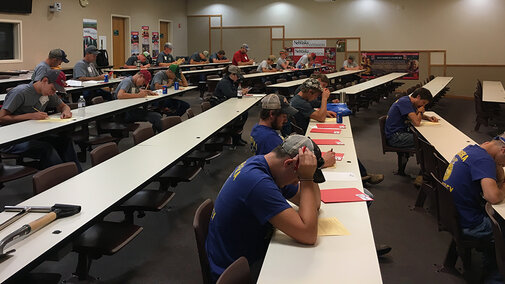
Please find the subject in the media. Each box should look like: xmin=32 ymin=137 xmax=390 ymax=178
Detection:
xmin=209 ymin=50 xmax=229 ymax=63
xmin=73 ymin=45 xmax=112 ymax=102
xmin=256 ymin=55 xmax=277 ymax=73
xmin=296 ymin=52 xmax=316 ymax=69
xmin=31 ymin=48 xmax=69 ymax=82
xmin=113 ymin=70 xmax=162 ymax=133
xmin=124 ymin=53 xmax=151 ymax=69
xmin=206 ymin=134 xmax=323 ymax=282
xmin=189 ymin=50 xmax=210 ymax=65
xmin=150 ymin=64 xmax=190 ymax=116
xmin=0 ymin=69 xmax=82 ymax=171
xmin=232 ymin=43 xmax=254 ymax=66
xmin=276 ymin=49 xmax=293 ymax=70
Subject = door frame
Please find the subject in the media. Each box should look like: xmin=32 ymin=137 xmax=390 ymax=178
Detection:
xmin=110 ymin=14 xmax=131 ymax=66
xmin=158 ymin=19 xmax=173 ymax=47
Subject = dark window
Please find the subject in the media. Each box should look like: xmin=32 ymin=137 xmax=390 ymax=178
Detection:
xmin=0 ymin=23 xmax=15 ymax=60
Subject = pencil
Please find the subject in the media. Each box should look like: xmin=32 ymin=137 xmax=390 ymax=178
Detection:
xmin=32 ymin=107 xmax=41 ymax=112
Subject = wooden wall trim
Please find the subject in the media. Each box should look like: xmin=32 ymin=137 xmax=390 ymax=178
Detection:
xmin=188 ymin=14 xmax=222 ymax=17
xmin=433 ymin=64 xmax=505 ymax=68
xmin=211 ymin=25 xmax=284 ymax=29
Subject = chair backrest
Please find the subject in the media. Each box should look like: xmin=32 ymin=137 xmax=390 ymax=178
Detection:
xmin=291 ymin=76 xmax=298 ymax=81
xmin=201 ymin=101 xmax=212 ymax=112
xmin=298 ymin=75 xmax=307 ymax=79
xmin=32 ymin=162 xmax=79 ymax=195
xmin=132 ymin=126 xmax=155 ymax=145
xmin=68 ymin=103 xmax=78 ymax=110
xmin=276 ymin=78 xmax=287 ymax=83
xmin=203 ymin=66 xmax=213 ymax=69
xmin=161 ymin=116 xmax=182 ymax=131
xmin=335 ymin=84 xmax=343 ymax=90
xmin=431 ymin=172 xmax=463 ymax=240
xmin=485 ymin=203 xmax=505 ymax=279
xmin=378 ymin=116 xmax=388 ymax=154
xmin=216 ymin=257 xmax=251 ymax=284
xmin=186 ymin=108 xmax=195 ymax=119
xmin=193 ymin=199 xmax=214 ymax=284
xmin=91 ymin=96 xmax=104 ymax=105
xmin=429 ymin=75 xmax=435 ymax=81
xmin=90 ymin=142 xmax=119 ymax=167
xmin=419 ymin=137 xmax=436 ymax=177
xmin=433 ymin=151 xmax=449 ymax=181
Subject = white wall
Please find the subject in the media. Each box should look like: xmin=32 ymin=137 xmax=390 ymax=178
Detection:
xmin=186 ymin=0 xmax=505 ymax=65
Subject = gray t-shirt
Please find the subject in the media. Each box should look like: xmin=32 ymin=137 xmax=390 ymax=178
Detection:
xmin=276 ymin=57 xmax=287 ymax=70
xmin=125 ymin=55 xmax=148 ymax=66
xmin=343 ymin=60 xmax=358 ymax=68
xmin=2 ymin=83 xmax=63 ymax=115
xmin=296 ymin=55 xmax=309 ymax=67
xmin=73 ymin=59 xmax=100 ymax=79
xmin=257 ymin=60 xmax=273 ymax=72
xmin=150 ymin=71 xmax=169 ymax=90
xmin=113 ymin=76 xmax=138 ymax=99
xmin=190 ymin=52 xmax=204 ymax=63
xmin=156 ymin=51 xmax=175 ymax=65
xmin=31 ymin=61 xmax=51 ymax=82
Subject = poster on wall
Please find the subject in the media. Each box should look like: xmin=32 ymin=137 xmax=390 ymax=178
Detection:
xmin=361 ymin=52 xmax=419 ymax=80
xmin=83 ymin=19 xmax=97 ymax=55
xmin=131 ymin=32 xmax=139 ymax=55
xmin=141 ymin=26 xmax=150 ymax=53
xmin=152 ymin=32 xmax=159 ymax=58
xmin=336 ymin=40 xmax=346 ymax=52
xmin=292 ymin=40 xmax=327 ymax=48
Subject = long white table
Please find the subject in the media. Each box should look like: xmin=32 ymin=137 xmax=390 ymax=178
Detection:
xmin=0 ymin=86 xmax=197 ymax=148
xmin=208 ymin=67 xmax=321 ymax=82
xmin=268 ymin=70 xmax=363 ymax=89
xmin=331 ymin=73 xmax=407 ymax=95
xmin=483 ymin=81 xmax=505 ymax=103
xmin=258 ymin=116 xmax=382 ymax=283
xmin=0 ymin=95 xmax=264 ymax=283
xmin=423 ymin=77 xmax=453 ymax=97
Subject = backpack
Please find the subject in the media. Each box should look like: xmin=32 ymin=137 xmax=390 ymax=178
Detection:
xmin=96 ymin=49 xmax=109 ymax=67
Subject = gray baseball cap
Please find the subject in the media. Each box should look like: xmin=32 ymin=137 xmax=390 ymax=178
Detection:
xmin=202 ymin=50 xmax=209 ymax=58
xmin=261 ymin=94 xmax=298 ymax=116
xmin=228 ymin=65 xmax=244 ymax=75
xmin=48 ymin=49 xmax=69 ymax=63
xmin=164 ymin=42 xmax=174 ymax=49
xmin=241 ymin=43 xmax=249 ymax=51
xmin=85 ymin=45 xmax=100 ymax=55
xmin=301 ymin=78 xmax=324 ymax=92
xmin=280 ymin=134 xmax=325 ymax=183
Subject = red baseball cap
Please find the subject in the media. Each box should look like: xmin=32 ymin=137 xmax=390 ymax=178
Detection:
xmin=45 ymin=69 xmax=67 ymax=93
xmin=139 ymin=70 xmax=151 ymax=85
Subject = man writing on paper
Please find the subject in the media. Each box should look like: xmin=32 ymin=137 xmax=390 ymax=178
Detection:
xmin=113 ymin=70 xmax=162 ymax=133
xmin=206 ymin=134 xmax=324 ymax=282
xmin=189 ymin=51 xmax=210 ymax=65
xmin=209 ymin=50 xmax=228 ymax=63
xmin=156 ymin=42 xmax=185 ymax=66
xmin=32 ymin=48 xmax=69 ymax=81
xmin=385 ymin=88 xmax=438 ymax=175
xmin=276 ymin=49 xmax=292 ymax=70
xmin=256 ymin=55 xmax=277 ymax=73
xmin=73 ymin=45 xmax=112 ymax=102
xmin=124 ymin=53 xmax=151 ymax=69
xmin=232 ymin=43 xmax=254 ymax=66
xmin=150 ymin=64 xmax=190 ymax=116
xmin=342 ymin=55 xmax=362 ymax=71
xmin=0 ymin=69 xmax=81 ymax=171
xmin=443 ymin=134 xmax=505 ymax=282
xmin=296 ymin=52 xmax=316 ymax=69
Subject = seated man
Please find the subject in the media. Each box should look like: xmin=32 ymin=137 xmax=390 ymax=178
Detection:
xmin=124 ymin=53 xmax=151 ymax=69
xmin=156 ymin=42 xmax=185 ymax=66
xmin=209 ymin=50 xmax=228 ymax=63
xmin=150 ymin=64 xmax=190 ymax=116
xmin=0 ymin=69 xmax=82 ymax=172
xmin=385 ymin=88 xmax=438 ymax=175
xmin=443 ymin=134 xmax=505 ymax=282
xmin=189 ymin=51 xmax=210 ymax=65
xmin=342 ymin=55 xmax=361 ymax=71
xmin=276 ymin=49 xmax=292 ymax=70
xmin=206 ymin=134 xmax=323 ymax=282
xmin=73 ymin=45 xmax=112 ymax=102
xmin=113 ymin=70 xmax=162 ymax=133
xmin=295 ymin=52 xmax=316 ymax=69
xmin=32 ymin=48 xmax=69 ymax=81
xmin=232 ymin=43 xmax=254 ymax=66
xmin=256 ymin=55 xmax=277 ymax=73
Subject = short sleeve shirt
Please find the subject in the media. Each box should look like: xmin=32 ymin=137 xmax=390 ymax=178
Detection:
xmin=290 ymin=94 xmax=315 ymax=133
xmin=156 ymin=51 xmax=175 ymax=65
xmin=205 ymin=155 xmax=298 ymax=281
xmin=343 ymin=60 xmax=358 ymax=68
xmin=384 ymin=96 xmax=416 ymax=138
xmin=73 ymin=59 xmax=100 ymax=79
xmin=31 ymin=61 xmax=51 ymax=82
xmin=276 ymin=57 xmax=287 ymax=70
xmin=113 ymin=76 xmax=137 ymax=99
xmin=296 ymin=55 xmax=309 ymax=67
xmin=250 ymin=124 xmax=283 ymax=155
xmin=125 ymin=55 xmax=148 ymax=66
xmin=150 ymin=71 xmax=169 ymax=90
xmin=190 ymin=52 xmax=204 ymax=63
xmin=232 ymin=50 xmax=249 ymax=66
xmin=443 ymin=145 xmax=496 ymax=229
xmin=209 ymin=53 xmax=227 ymax=63
xmin=2 ymin=83 xmax=63 ymax=115
xmin=256 ymin=60 xmax=272 ymax=72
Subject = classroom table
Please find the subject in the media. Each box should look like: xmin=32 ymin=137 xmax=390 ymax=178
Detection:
xmin=179 ymin=61 xmax=231 ymax=70
xmin=0 ymin=86 xmax=197 ymax=148
xmin=64 ymin=77 xmax=123 ymax=94
xmin=258 ymin=116 xmax=382 ymax=284
xmin=268 ymin=70 xmax=363 ymax=89
xmin=208 ymin=67 xmax=321 ymax=82
xmin=0 ymin=73 xmax=73 ymax=93
xmin=422 ymin=77 xmax=453 ymax=97
xmin=482 ymin=81 xmax=505 ymax=103
xmin=0 ymin=95 xmax=264 ymax=283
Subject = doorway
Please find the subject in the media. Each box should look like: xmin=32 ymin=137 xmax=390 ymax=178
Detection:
xmin=112 ymin=16 xmax=129 ymax=68
xmin=159 ymin=20 xmax=172 ymax=50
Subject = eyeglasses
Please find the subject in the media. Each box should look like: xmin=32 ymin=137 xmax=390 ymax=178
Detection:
xmin=493 ymin=136 xmax=505 ymax=145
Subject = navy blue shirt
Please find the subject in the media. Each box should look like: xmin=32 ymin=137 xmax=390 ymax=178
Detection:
xmin=190 ymin=52 xmax=204 ymax=63
xmin=205 ymin=155 xmax=298 ymax=281
xmin=250 ymin=124 xmax=283 ymax=155
xmin=209 ymin=53 xmax=227 ymax=63
xmin=443 ymin=145 xmax=496 ymax=229
xmin=385 ymin=96 xmax=416 ymax=138
xmin=290 ymin=95 xmax=315 ymax=133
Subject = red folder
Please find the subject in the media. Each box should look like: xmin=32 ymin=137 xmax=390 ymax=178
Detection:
xmin=316 ymin=124 xmax=346 ymax=129
xmin=312 ymin=139 xmax=344 ymax=145
xmin=322 ymin=152 xmax=344 ymax=161
xmin=310 ymin=128 xmax=342 ymax=134
xmin=321 ymin=188 xmax=373 ymax=203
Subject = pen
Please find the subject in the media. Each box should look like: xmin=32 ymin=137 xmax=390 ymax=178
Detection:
xmin=33 ymin=107 xmax=41 ymax=112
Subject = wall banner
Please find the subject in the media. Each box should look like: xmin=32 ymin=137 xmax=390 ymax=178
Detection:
xmin=131 ymin=31 xmax=139 ymax=55
xmin=141 ymin=26 xmax=150 ymax=53
xmin=152 ymin=32 xmax=160 ymax=58
xmin=292 ymin=40 xmax=327 ymax=47
xmin=83 ymin=19 xmax=97 ymax=55
xmin=361 ymin=52 xmax=419 ymax=80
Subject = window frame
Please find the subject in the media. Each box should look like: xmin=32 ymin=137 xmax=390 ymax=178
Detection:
xmin=0 ymin=19 xmax=22 ymax=63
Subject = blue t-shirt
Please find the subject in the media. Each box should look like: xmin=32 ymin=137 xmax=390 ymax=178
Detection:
xmin=209 ymin=53 xmax=227 ymax=63
xmin=190 ymin=52 xmax=204 ymax=63
xmin=443 ymin=145 xmax=496 ymax=229
xmin=385 ymin=96 xmax=416 ymax=138
xmin=250 ymin=124 xmax=283 ymax=155
xmin=205 ymin=155 xmax=298 ymax=281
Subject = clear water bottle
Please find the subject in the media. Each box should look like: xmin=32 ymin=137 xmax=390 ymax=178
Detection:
xmin=237 ymin=85 xmax=243 ymax=99
xmin=77 ymin=95 xmax=86 ymax=117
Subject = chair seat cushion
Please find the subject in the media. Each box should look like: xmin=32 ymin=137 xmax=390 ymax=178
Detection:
xmin=120 ymin=190 xmax=175 ymax=211
xmin=74 ymin=221 xmax=142 ymax=255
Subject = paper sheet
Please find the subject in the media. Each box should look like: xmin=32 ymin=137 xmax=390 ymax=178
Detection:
xmin=322 ymin=171 xmax=358 ymax=181
xmin=37 ymin=118 xmax=77 ymax=122
xmin=318 ymin=217 xmax=350 ymax=236
xmin=65 ymin=80 xmax=82 ymax=87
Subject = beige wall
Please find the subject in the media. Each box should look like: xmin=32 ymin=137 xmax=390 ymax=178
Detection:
xmin=186 ymin=0 xmax=505 ymax=65
xmin=0 ymin=0 xmax=187 ymax=70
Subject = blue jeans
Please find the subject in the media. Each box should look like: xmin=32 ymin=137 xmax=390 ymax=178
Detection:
xmin=1 ymin=135 xmax=82 ymax=172
xmin=387 ymin=132 xmax=415 ymax=149
xmin=124 ymin=108 xmax=162 ymax=133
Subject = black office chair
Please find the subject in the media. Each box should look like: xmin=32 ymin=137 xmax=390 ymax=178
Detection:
xmin=193 ymin=199 xmax=214 ymax=284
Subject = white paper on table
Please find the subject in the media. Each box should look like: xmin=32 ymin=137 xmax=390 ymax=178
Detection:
xmin=66 ymin=80 xmax=82 ymax=87
xmin=82 ymin=80 xmax=100 ymax=86
xmin=322 ymin=171 xmax=358 ymax=181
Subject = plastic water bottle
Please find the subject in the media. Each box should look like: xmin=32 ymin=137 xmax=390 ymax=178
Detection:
xmin=237 ymin=85 xmax=243 ymax=99
xmin=77 ymin=95 xmax=86 ymax=117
